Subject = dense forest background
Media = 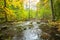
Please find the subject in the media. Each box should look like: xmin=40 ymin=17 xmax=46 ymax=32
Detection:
xmin=0 ymin=0 xmax=60 ymax=23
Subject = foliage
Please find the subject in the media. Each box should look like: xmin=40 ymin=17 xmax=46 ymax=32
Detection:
xmin=0 ymin=0 xmax=60 ymax=22
xmin=54 ymin=0 xmax=60 ymax=21
xmin=36 ymin=0 xmax=52 ymax=20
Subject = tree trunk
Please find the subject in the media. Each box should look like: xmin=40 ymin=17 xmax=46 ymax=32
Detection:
xmin=29 ymin=0 xmax=30 ymax=20
xmin=50 ymin=0 xmax=55 ymax=22
xmin=4 ymin=0 xmax=7 ymax=22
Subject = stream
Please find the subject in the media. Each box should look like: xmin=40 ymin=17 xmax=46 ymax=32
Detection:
xmin=12 ymin=21 xmax=43 ymax=40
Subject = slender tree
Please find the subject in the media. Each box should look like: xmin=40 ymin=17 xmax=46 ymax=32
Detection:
xmin=50 ymin=0 xmax=55 ymax=21
xmin=4 ymin=0 xmax=7 ymax=22
xmin=29 ymin=0 xmax=31 ymax=19
xmin=29 ymin=0 xmax=30 ymax=20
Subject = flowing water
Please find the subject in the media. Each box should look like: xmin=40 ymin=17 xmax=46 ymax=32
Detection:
xmin=23 ymin=21 xmax=42 ymax=40
xmin=12 ymin=21 xmax=43 ymax=40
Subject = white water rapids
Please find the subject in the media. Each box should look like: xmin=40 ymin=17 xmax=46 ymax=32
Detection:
xmin=23 ymin=21 xmax=42 ymax=40
xmin=12 ymin=21 xmax=43 ymax=40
